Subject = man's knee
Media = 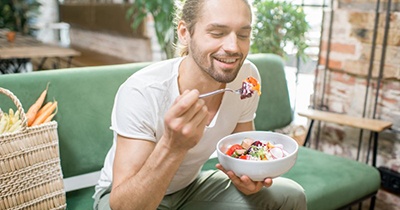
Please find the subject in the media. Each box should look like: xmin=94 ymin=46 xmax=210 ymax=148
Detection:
xmin=279 ymin=178 xmax=307 ymax=210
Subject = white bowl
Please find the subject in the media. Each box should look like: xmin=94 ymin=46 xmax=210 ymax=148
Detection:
xmin=216 ymin=131 xmax=298 ymax=181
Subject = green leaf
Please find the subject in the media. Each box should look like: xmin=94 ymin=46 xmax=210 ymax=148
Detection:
xmin=126 ymin=0 xmax=176 ymax=58
xmin=251 ymin=0 xmax=310 ymax=59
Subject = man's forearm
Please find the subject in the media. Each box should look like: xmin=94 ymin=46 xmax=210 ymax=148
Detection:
xmin=109 ymin=140 xmax=187 ymax=210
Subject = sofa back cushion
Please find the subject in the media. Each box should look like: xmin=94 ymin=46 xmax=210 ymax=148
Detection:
xmin=0 ymin=53 xmax=292 ymax=178
xmin=0 ymin=63 xmax=149 ymax=177
xmin=247 ymin=53 xmax=292 ymax=131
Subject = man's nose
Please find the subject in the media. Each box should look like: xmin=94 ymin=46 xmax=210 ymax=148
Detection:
xmin=223 ymin=33 xmax=239 ymax=52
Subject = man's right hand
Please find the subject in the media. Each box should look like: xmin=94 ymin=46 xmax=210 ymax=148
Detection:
xmin=110 ymin=89 xmax=208 ymax=210
xmin=162 ymin=89 xmax=209 ymax=152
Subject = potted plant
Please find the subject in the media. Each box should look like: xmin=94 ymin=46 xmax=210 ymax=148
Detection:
xmin=0 ymin=0 xmax=41 ymax=36
xmin=251 ymin=0 xmax=310 ymax=60
xmin=1 ymin=0 xmax=14 ymax=41
xmin=126 ymin=0 xmax=177 ymax=59
xmin=0 ymin=0 xmax=41 ymax=73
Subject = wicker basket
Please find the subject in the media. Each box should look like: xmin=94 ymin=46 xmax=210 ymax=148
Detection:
xmin=0 ymin=87 xmax=66 ymax=210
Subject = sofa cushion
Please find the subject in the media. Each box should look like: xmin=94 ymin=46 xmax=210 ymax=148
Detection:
xmin=66 ymin=146 xmax=380 ymax=210
xmin=202 ymin=147 xmax=380 ymax=210
xmin=66 ymin=187 xmax=95 ymax=210
xmin=284 ymin=147 xmax=380 ymax=210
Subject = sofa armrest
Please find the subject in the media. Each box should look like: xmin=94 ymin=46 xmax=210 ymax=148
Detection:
xmin=64 ymin=171 xmax=101 ymax=192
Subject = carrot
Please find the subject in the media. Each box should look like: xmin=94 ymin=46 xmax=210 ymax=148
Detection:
xmin=43 ymin=105 xmax=58 ymax=123
xmin=43 ymin=113 xmax=56 ymax=124
xmin=26 ymin=82 xmax=50 ymax=126
xmin=31 ymin=100 xmax=57 ymax=126
xmin=36 ymin=101 xmax=53 ymax=118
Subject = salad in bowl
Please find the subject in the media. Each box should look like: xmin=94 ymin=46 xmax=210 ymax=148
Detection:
xmin=216 ymin=131 xmax=298 ymax=180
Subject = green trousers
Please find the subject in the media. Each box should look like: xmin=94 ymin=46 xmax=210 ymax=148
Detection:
xmin=94 ymin=170 xmax=307 ymax=210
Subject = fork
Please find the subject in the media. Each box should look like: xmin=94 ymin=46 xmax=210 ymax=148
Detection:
xmin=199 ymin=88 xmax=242 ymax=98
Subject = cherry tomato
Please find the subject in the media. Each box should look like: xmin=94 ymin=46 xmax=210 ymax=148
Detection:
xmin=226 ymin=144 xmax=243 ymax=156
xmin=239 ymin=155 xmax=248 ymax=160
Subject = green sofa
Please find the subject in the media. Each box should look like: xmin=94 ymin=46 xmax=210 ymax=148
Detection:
xmin=0 ymin=53 xmax=380 ymax=210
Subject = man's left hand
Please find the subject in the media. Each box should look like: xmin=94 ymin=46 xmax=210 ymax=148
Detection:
xmin=216 ymin=163 xmax=273 ymax=195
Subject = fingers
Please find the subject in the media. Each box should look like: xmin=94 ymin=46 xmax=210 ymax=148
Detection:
xmin=215 ymin=163 xmax=225 ymax=172
xmin=170 ymin=89 xmax=199 ymax=116
xmin=216 ymin=163 xmax=241 ymax=182
xmin=263 ymin=178 xmax=273 ymax=188
xmin=215 ymin=163 xmax=240 ymax=183
xmin=216 ymin=164 xmax=243 ymax=183
xmin=181 ymin=99 xmax=208 ymax=134
xmin=162 ymin=89 xmax=209 ymax=151
xmin=165 ymin=90 xmax=208 ymax=133
xmin=216 ymin=163 xmax=272 ymax=194
xmin=239 ymin=175 xmax=264 ymax=192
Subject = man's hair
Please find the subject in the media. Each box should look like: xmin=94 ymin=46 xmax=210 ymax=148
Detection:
xmin=175 ymin=0 xmax=253 ymax=56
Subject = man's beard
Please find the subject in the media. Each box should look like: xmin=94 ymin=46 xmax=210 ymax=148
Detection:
xmin=189 ymin=40 xmax=243 ymax=83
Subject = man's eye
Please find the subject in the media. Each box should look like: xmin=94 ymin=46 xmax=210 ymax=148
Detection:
xmin=238 ymin=34 xmax=250 ymax=39
xmin=211 ymin=32 xmax=224 ymax=37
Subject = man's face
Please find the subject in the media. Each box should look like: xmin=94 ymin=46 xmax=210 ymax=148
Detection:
xmin=188 ymin=0 xmax=252 ymax=83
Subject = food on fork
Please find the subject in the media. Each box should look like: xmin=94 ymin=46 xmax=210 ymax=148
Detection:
xmin=240 ymin=76 xmax=261 ymax=99
xmin=198 ymin=76 xmax=261 ymax=99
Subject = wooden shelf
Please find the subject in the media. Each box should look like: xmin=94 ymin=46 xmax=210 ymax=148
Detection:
xmin=31 ymin=46 xmax=132 ymax=70
xmin=298 ymin=109 xmax=392 ymax=132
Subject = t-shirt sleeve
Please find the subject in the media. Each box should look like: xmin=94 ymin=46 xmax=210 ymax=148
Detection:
xmin=110 ymin=84 xmax=157 ymax=142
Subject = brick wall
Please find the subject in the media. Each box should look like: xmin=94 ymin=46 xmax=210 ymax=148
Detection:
xmin=319 ymin=10 xmax=400 ymax=78
xmin=313 ymin=0 xmax=400 ymax=208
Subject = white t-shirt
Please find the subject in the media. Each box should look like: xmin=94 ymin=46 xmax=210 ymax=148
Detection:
xmin=95 ymin=57 xmax=261 ymax=196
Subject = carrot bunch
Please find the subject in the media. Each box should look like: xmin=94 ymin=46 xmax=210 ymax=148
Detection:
xmin=26 ymin=83 xmax=58 ymax=127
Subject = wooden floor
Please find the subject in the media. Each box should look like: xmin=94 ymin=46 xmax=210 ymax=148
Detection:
xmin=32 ymin=46 xmax=132 ymax=70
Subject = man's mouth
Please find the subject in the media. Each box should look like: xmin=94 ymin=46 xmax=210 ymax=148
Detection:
xmin=215 ymin=57 xmax=238 ymax=64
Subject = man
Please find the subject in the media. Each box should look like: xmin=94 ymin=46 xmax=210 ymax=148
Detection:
xmin=94 ymin=0 xmax=307 ymax=209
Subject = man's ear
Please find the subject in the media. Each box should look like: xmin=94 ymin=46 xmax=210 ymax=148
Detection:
xmin=177 ymin=20 xmax=189 ymax=46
